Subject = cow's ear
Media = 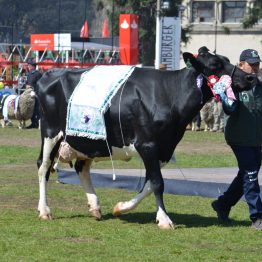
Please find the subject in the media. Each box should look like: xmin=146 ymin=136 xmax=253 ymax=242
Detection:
xmin=183 ymin=52 xmax=204 ymax=73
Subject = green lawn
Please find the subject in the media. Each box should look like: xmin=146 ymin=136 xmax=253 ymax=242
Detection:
xmin=0 ymin=127 xmax=260 ymax=262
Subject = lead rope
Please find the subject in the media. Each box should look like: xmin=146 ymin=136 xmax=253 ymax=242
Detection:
xmin=100 ymin=109 xmax=116 ymax=181
xmin=118 ymin=78 xmax=145 ymax=191
xmin=177 ymin=165 xmax=188 ymax=181
xmin=100 ymin=79 xmax=130 ymax=182
xmin=105 ymin=134 xmax=116 ymax=181
xmin=170 ymin=156 xmax=188 ymax=181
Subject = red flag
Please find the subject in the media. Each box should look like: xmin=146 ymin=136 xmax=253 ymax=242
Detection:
xmin=102 ymin=19 xmax=109 ymax=38
xmin=80 ymin=20 xmax=88 ymax=38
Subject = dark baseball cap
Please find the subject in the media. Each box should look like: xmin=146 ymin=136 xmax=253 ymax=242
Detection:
xmin=239 ymin=49 xmax=261 ymax=64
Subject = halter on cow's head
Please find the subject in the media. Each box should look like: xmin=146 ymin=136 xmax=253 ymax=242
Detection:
xmin=183 ymin=46 xmax=257 ymax=93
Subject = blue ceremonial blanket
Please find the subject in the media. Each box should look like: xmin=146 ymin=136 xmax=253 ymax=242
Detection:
xmin=66 ymin=65 xmax=135 ymax=139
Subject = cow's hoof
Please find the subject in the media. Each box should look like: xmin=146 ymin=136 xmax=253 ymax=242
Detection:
xmin=90 ymin=209 xmax=102 ymax=220
xmin=39 ymin=214 xmax=52 ymax=220
xmin=157 ymin=221 xmax=175 ymax=230
xmin=112 ymin=202 xmax=123 ymax=216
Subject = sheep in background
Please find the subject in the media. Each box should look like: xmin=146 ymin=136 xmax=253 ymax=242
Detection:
xmin=0 ymin=87 xmax=36 ymax=128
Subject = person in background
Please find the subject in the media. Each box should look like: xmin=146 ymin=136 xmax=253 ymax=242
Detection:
xmin=15 ymin=68 xmax=27 ymax=94
xmin=211 ymin=49 xmax=262 ymax=230
xmin=212 ymin=98 xmax=224 ymax=132
xmin=26 ymin=59 xmax=42 ymax=129
xmin=0 ymin=79 xmax=4 ymax=108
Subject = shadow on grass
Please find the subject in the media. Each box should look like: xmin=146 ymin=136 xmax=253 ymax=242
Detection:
xmin=51 ymin=210 xmax=250 ymax=228
xmin=102 ymin=212 xmax=250 ymax=228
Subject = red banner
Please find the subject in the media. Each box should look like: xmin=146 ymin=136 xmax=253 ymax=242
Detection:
xmin=102 ymin=19 xmax=109 ymax=38
xmin=119 ymin=14 xmax=138 ymax=65
xmin=80 ymin=20 xmax=89 ymax=38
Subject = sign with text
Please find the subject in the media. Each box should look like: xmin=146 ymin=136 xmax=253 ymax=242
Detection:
xmin=31 ymin=34 xmax=71 ymax=51
xmin=160 ymin=17 xmax=181 ymax=70
xmin=119 ymin=14 xmax=139 ymax=65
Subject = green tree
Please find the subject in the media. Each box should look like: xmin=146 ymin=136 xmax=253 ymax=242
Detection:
xmin=0 ymin=0 xmax=95 ymax=42
xmin=243 ymin=0 xmax=262 ymax=28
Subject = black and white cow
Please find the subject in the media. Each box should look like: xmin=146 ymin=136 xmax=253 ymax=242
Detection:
xmin=36 ymin=47 xmax=256 ymax=229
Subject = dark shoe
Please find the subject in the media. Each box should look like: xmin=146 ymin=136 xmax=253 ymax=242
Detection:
xmin=26 ymin=124 xmax=38 ymax=129
xmin=211 ymin=200 xmax=231 ymax=223
xmin=251 ymin=219 xmax=262 ymax=231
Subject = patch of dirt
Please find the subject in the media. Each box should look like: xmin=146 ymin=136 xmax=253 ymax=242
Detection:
xmin=0 ymin=137 xmax=40 ymax=147
xmin=0 ymin=123 xmax=41 ymax=147
xmin=0 ymin=127 xmax=231 ymax=155
xmin=176 ymin=141 xmax=231 ymax=154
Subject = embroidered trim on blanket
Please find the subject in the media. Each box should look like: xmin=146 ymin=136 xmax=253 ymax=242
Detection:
xmin=66 ymin=65 xmax=135 ymax=139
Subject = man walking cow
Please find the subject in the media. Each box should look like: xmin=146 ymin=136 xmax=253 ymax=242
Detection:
xmin=212 ymin=49 xmax=262 ymax=230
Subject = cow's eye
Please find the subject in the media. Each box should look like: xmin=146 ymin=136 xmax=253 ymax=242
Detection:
xmin=210 ymin=57 xmax=223 ymax=70
xmin=215 ymin=62 xmax=223 ymax=70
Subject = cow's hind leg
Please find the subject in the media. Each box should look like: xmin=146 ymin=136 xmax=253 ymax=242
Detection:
xmin=113 ymin=179 xmax=153 ymax=215
xmin=75 ymin=159 xmax=102 ymax=220
xmin=38 ymin=132 xmax=62 ymax=220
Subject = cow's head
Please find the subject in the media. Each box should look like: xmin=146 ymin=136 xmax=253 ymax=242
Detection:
xmin=183 ymin=46 xmax=257 ymax=92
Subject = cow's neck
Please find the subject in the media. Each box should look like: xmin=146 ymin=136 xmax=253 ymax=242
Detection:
xmin=200 ymin=78 xmax=214 ymax=105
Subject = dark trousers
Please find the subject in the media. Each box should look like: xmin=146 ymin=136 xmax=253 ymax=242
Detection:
xmin=218 ymin=145 xmax=262 ymax=221
xmin=196 ymin=112 xmax=201 ymax=128
xmin=31 ymin=97 xmax=41 ymax=127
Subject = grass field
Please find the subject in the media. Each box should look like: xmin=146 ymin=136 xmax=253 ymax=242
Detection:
xmin=0 ymin=127 xmax=261 ymax=262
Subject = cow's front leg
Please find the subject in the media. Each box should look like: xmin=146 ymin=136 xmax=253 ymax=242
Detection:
xmin=38 ymin=164 xmax=51 ymax=220
xmin=75 ymin=159 xmax=101 ymax=220
xmin=38 ymin=134 xmax=62 ymax=220
xmin=139 ymin=142 xmax=174 ymax=229
xmin=150 ymin=170 xmax=174 ymax=229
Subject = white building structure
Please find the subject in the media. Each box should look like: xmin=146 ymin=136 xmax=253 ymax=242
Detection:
xmin=180 ymin=0 xmax=262 ymax=66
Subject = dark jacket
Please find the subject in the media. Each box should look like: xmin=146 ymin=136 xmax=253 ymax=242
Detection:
xmin=26 ymin=70 xmax=42 ymax=90
xmin=223 ymin=80 xmax=262 ymax=146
